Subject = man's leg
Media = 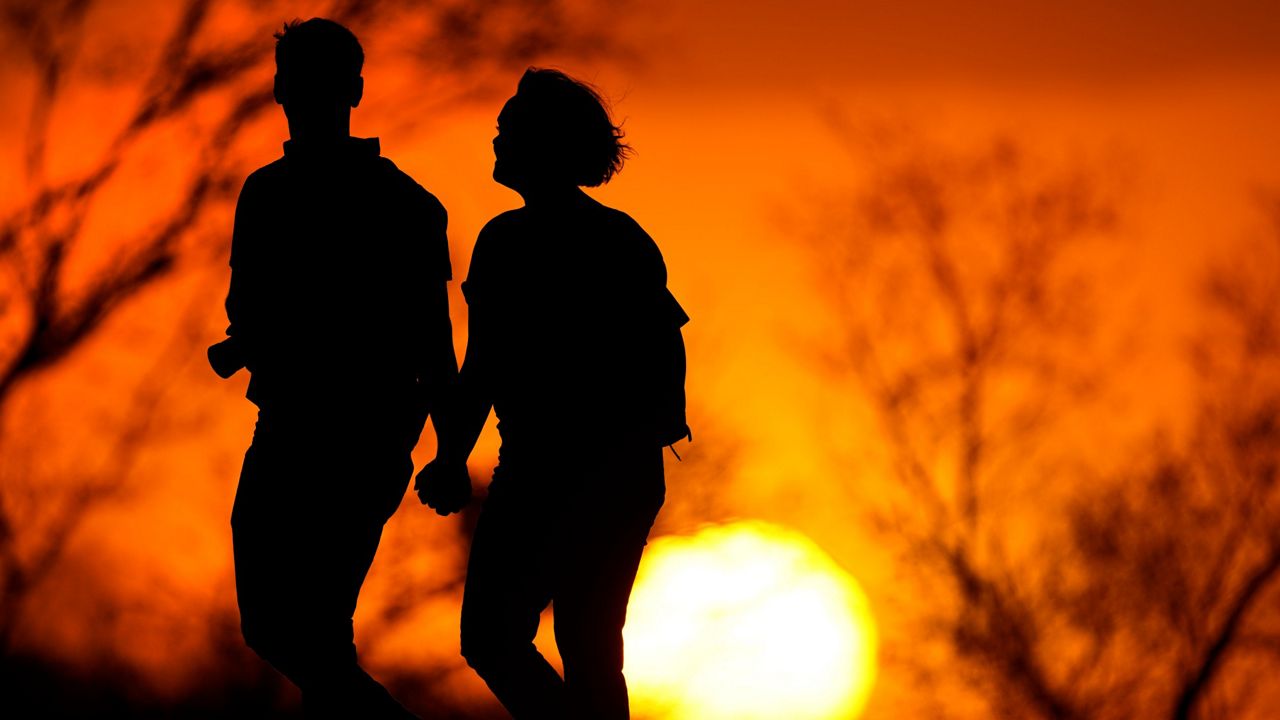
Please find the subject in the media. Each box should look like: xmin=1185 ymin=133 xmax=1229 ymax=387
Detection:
xmin=232 ymin=421 xmax=416 ymax=718
xmin=294 ymin=509 xmax=412 ymax=720
xmin=460 ymin=471 xmax=566 ymax=718
xmin=233 ymin=435 xmax=315 ymax=685
xmin=297 ymin=431 xmax=418 ymax=719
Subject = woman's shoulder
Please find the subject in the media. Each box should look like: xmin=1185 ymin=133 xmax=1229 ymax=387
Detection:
xmin=583 ymin=204 xmax=655 ymax=258
xmin=585 ymin=205 xmax=666 ymax=290
xmin=599 ymin=205 xmax=662 ymax=259
xmin=473 ymin=209 xmax=533 ymax=262
xmin=478 ymin=208 xmax=529 ymax=238
xmin=593 ymin=203 xmax=645 ymax=233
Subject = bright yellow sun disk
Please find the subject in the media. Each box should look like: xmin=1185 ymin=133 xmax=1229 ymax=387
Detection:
xmin=624 ymin=521 xmax=877 ymax=720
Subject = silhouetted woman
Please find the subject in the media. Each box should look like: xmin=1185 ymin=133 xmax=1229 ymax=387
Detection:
xmin=416 ymin=68 xmax=690 ymax=719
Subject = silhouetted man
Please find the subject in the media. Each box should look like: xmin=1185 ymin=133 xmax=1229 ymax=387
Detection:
xmin=208 ymin=18 xmax=455 ymax=719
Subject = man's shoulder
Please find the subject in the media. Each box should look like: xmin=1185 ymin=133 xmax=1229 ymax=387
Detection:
xmin=242 ymin=157 xmax=288 ymax=194
xmin=373 ymin=156 xmax=446 ymax=220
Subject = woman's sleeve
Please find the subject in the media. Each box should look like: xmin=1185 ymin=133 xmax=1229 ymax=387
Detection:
xmin=641 ymin=231 xmax=688 ymax=329
xmin=461 ymin=219 xmax=502 ymax=309
xmin=658 ymin=287 xmax=690 ymax=328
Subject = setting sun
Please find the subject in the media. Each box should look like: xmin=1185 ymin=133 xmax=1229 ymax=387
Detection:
xmin=623 ymin=521 xmax=878 ymax=720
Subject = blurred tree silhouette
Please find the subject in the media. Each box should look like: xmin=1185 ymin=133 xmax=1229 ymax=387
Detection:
xmin=0 ymin=0 xmax=626 ymax=699
xmin=809 ymin=127 xmax=1113 ymax=718
xmin=1067 ymin=198 xmax=1280 ymax=720
xmin=812 ymin=125 xmax=1280 ymax=718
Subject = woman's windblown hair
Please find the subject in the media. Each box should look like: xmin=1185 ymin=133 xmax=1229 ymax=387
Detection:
xmin=516 ymin=68 xmax=632 ymax=187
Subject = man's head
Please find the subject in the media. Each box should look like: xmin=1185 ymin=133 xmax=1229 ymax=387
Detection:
xmin=273 ymin=18 xmax=364 ymax=132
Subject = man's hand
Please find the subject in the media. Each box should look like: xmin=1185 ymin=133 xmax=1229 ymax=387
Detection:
xmin=415 ymin=458 xmax=472 ymax=516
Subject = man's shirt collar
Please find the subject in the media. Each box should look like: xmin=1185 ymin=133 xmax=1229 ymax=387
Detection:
xmin=282 ymin=135 xmax=380 ymax=159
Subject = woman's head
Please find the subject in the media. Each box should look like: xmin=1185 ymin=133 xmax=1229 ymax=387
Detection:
xmin=493 ymin=68 xmax=631 ymax=192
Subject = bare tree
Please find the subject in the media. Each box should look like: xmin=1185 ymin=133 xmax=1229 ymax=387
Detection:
xmin=810 ymin=121 xmax=1280 ymax=719
xmin=1067 ymin=196 xmax=1280 ymax=720
xmin=0 ymin=0 xmax=628 ymax=659
xmin=806 ymin=128 xmax=1123 ymax=719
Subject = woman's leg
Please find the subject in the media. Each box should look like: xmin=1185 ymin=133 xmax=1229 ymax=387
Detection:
xmin=460 ymin=472 xmax=566 ymax=718
xmin=553 ymin=447 xmax=665 ymax=720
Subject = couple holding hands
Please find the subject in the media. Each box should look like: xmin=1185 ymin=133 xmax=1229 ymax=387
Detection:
xmin=208 ymin=17 xmax=689 ymax=720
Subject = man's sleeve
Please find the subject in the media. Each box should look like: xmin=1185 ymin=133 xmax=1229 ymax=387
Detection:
xmin=421 ymin=190 xmax=451 ymax=282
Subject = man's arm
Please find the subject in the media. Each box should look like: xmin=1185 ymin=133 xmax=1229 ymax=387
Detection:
xmin=209 ymin=177 xmax=259 ymax=378
xmin=408 ymin=192 xmax=458 ymax=421
xmin=415 ymin=279 xmax=458 ymax=422
xmin=434 ymin=304 xmax=494 ymax=467
xmin=433 ymin=219 xmax=500 ymax=467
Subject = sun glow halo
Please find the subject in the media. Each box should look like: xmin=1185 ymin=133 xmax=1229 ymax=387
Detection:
xmin=624 ymin=521 xmax=877 ymax=719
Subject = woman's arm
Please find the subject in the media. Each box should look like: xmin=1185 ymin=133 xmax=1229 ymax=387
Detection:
xmin=435 ymin=304 xmax=494 ymax=466
xmin=415 ymin=296 xmax=492 ymax=515
xmin=417 ymin=220 xmax=503 ymax=515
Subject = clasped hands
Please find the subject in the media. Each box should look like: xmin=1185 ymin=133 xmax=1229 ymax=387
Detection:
xmin=415 ymin=457 xmax=472 ymax=516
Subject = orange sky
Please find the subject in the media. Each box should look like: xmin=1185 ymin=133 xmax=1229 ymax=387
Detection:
xmin=3 ymin=0 xmax=1280 ymax=716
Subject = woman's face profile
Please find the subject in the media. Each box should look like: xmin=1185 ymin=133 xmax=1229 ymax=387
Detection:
xmin=491 ymin=96 xmax=527 ymax=190
xmin=492 ymin=94 xmax=559 ymax=194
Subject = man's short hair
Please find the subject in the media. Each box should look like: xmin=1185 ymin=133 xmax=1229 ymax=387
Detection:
xmin=274 ymin=18 xmax=363 ymax=85
xmin=516 ymin=68 xmax=632 ymax=187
